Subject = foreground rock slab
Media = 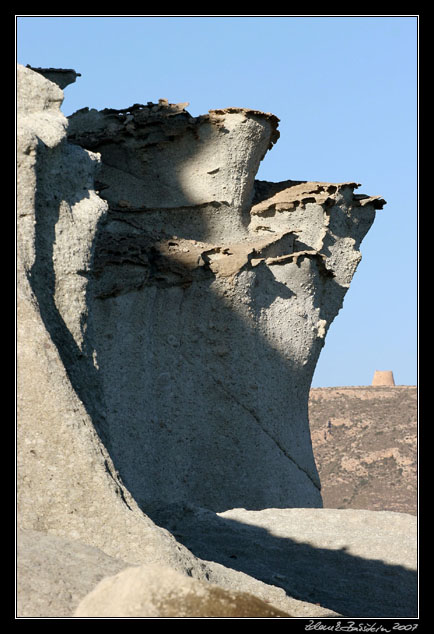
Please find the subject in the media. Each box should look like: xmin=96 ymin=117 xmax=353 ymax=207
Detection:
xmin=17 ymin=530 xmax=129 ymax=618
xmin=17 ymin=529 xmax=340 ymax=618
xmin=150 ymin=506 xmax=418 ymax=618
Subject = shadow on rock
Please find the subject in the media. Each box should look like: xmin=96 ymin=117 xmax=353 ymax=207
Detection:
xmin=148 ymin=504 xmax=417 ymax=618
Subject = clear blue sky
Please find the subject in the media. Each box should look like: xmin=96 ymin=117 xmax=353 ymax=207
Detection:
xmin=16 ymin=15 xmax=418 ymax=387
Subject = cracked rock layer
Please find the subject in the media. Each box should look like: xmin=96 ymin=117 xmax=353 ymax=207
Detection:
xmin=18 ymin=64 xmax=386 ymax=518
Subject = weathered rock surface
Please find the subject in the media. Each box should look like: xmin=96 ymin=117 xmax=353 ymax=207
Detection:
xmin=62 ymin=76 xmax=384 ymax=513
xmin=74 ymin=564 xmax=293 ymax=618
xmin=17 ymin=66 xmax=309 ymax=616
xmin=17 ymin=529 xmax=129 ymax=618
xmin=17 ymin=63 xmax=209 ymax=573
xmin=150 ymin=505 xmax=418 ymax=618
xmin=18 ymin=64 xmax=406 ymax=619
xmin=309 ymin=386 xmax=417 ymax=515
xmin=17 ymin=529 xmax=339 ymax=618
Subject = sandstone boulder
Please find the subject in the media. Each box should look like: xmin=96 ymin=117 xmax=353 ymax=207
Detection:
xmin=73 ymin=564 xmax=293 ymax=618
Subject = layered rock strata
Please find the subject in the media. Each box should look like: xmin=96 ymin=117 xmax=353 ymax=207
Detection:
xmin=66 ymin=96 xmax=384 ymax=513
xmin=17 ymin=63 xmax=386 ymax=522
xmin=17 ymin=63 xmax=419 ymax=620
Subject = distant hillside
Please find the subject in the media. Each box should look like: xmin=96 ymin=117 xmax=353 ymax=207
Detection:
xmin=309 ymin=386 xmax=417 ymax=515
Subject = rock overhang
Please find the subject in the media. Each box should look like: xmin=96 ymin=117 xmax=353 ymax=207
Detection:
xmin=17 ymin=63 xmax=386 ymax=514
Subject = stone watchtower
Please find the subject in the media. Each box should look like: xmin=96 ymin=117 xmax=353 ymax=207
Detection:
xmin=372 ymin=370 xmax=395 ymax=386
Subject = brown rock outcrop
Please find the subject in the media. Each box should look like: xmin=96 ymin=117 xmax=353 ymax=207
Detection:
xmin=309 ymin=386 xmax=417 ymax=515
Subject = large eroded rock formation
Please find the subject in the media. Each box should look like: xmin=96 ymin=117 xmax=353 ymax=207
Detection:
xmin=17 ymin=63 xmax=385 ymax=521
xmin=17 ymin=64 xmax=420 ymax=620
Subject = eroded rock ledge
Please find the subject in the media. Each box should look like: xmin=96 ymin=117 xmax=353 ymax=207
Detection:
xmin=17 ymin=64 xmax=386 ymax=523
xmin=17 ymin=64 xmax=421 ymax=620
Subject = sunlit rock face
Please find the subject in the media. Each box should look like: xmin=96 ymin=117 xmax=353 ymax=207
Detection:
xmin=18 ymin=64 xmax=385 ymax=517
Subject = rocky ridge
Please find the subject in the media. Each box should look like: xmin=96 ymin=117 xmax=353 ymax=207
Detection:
xmin=309 ymin=386 xmax=417 ymax=515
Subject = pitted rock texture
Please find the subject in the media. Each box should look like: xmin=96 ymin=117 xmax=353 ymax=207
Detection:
xmin=19 ymin=63 xmax=417 ymax=621
xmin=17 ymin=63 xmax=386 ymax=519
xmin=17 ymin=529 xmax=129 ymax=618
xmin=17 ymin=62 xmax=215 ymax=573
xmin=17 ymin=63 xmax=342 ymax=619
xmin=66 ymin=98 xmax=385 ymax=512
xmin=67 ymin=101 xmax=279 ymax=240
